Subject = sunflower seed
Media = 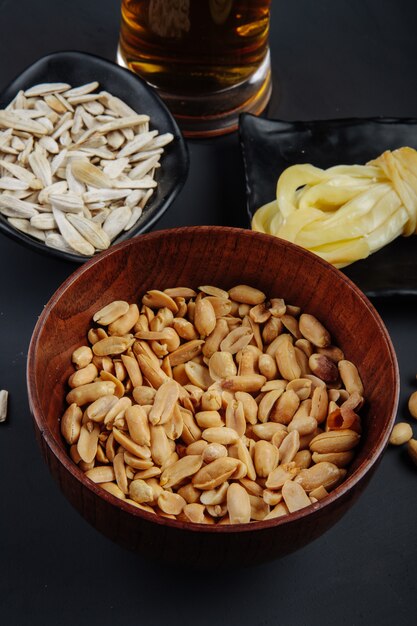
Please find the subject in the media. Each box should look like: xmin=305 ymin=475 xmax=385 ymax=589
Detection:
xmin=102 ymin=157 xmax=129 ymax=179
xmin=45 ymin=232 xmax=75 ymax=252
xmin=96 ymin=114 xmax=117 ymax=123
xmin=102 ymin=205 xmax=132 ymax=240
xmin=113 ymin=175 xmax=157 ymax=189
xmin=52 ymin=206 xmax=95 ymax=255
xmin=7 ymin=217 xmax=45 ymax=240
xmin=78 ymin=109 xmax=96 ymax=131
xmin=99 ymin=92 xmax=137 ymax=117
xmin=0 ymin=159 xmax=42 ymax=187
xmin=24 ymin=83 xmax=71 ymax=97
xmin=79 ymin=135 xmax=107 ymax=150
xmin=125 ymin=189 xmax=144 ymax=208
xmin=83 ymin=188 xmax=129 ymax=203
xmin=59 ymin=130 xmax=72 ymax=147
xmin=67 ymin=213 xmax=110 ymax=250
xmin=55 ymin=93 xmax=74 ymax=113
xmin=38 ymin=180 xmax=68 ymax=204
xmin=11 ymin=136 xmax=25 ymax=151
xmin=65 ymin=162 xmax=85 ymax=194
xmin=66 ymin=93 xmax=102 ymax=106
xmin=9 ymin=114 xmax=41 ymax=132
xmin=50 ymin=148 xmax=68 ymax=175
xmin=121 ymin=128 xmax=134 ymax=141
xmin=83 ymin=100 xmax=105 ymax=116
xmin=80 ymin=146 xmax=114 ymax=160
xmin=5 ymin=91 xmax=24 ymax=111
xmin=106 ymin=130 xmax=125 ymax=150
xmin=118 ymin=131 xmax=157 ymax=158
xmin=71 ymin=106 xmax=84 ymax=135
xmin=124 ymin=205 xmax=143 ymax=230
xmin=128 ymin=148 xmax=163 ymax=163
xmin=11 ymin=140 xmax=26 ymax=160
xmin=51 ymin=118 xmax=73 ymax=140
xmin=71 ymin=159 xmax=112 ymax=188
xmin=64 ymin=82 xmax=100 ymax=97
xmin=0 ymin=145 xmax=18 ymax=156
xmin=97 ymin=114 xmax=150 ymax=134
xmin=148 ymin=133 xmax=174 ymax=149
xmin=50 ymin=192 xmax=84 ymax=213
xmin=0 ymin=128 xmax=13 ymax=146
xmin=12 ymin=108 xmax=45 ymax=119
xmin=34 ymin=100 xmax=55 ymax=115
xmin=0 ymin=177 xmax=29 ymax=190
xmin=38 ymin=136 xmax=60 ymax=154
xmin=28 ymin=151 xmax=52 ymax=186
xmin=128 ymin=155 xmax=160 ymax=180
xmin=91 ymin=208 xmax=110 ymax=224
xmin=30 ymin=213 xmax=57 ymax=230
xmin=0 ymin=111 xmax=48 ymax=135
xmin=44 ymin=94 xmax=67 ymax=114
xmin=139 ymin=188 xmax=154 ymax=208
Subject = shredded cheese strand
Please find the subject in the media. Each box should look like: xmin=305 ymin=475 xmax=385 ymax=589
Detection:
xmin=251 ymin=147 xmax=417 ymax=268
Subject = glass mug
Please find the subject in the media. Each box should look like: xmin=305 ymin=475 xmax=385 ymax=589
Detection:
xmin=117 ymin=0 xmax=272 ymax=137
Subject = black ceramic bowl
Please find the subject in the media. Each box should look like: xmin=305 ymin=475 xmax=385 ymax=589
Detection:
xmin=0 ymin=51 xmax=189 ymax=263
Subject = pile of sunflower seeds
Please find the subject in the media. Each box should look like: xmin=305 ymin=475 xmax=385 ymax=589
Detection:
xmin=0 ymin=82 xmax=174 ymax=256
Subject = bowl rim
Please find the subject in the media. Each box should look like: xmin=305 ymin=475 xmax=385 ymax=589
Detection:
xmin=0 ymin=50 xmax=189 ymax=263
xmin=27 ymin=225 xmax=400 ymax=533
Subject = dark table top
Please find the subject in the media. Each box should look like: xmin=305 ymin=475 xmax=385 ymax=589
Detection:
xmin=1 ymin=1 xmax=416 ymax=624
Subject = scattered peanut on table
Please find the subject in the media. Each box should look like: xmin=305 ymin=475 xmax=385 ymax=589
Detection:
xmin=60 ymin=284 xmax=366 ymax=524
xmin=389 ymin=378 xmax=417 ymax=467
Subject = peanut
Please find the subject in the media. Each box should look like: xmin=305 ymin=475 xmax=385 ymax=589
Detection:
xmin=408 ymin=391 xmax=417 ymax=419
xmin=389 ymin=422 xmax=413 ymax=446
xmin=407 ymin=439 xmax=417 ymax=466
xmin=60 ymin=283 xmax=365 ymax=526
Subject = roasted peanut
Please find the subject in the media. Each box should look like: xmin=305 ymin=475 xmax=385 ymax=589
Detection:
xmin=72 ymin=345 xmax=93 ymax=369
xmin=407 ymin=439 xmax=417 ymax=466
xmin=338 ymin=360 xmax=364 ymax=396
xmin=299 ymin=314 xmax=331 ymax=348
xmin=309 ymin=429 xmax=360 ymax=453
xmin=389 ymin=422 xmax=413 ymax=446
xmin=408 ymin=391 xmax=417 ymax=419
xmin=294 ymin=462 xmax=341 ymax=492
xmin=66 ymin=380 xmax=116 ymax=406
xmin=227 ymin=483 xmax=251 ymax=524
xmin=229 ymin=285 xmax=265 ymax=305
xmin=61 ymin=283 xmax=365 ymax=525
xmin=192 ymin=458 xmax=240 ymax=490
xmin=253 ymin=440 xmax=279 ymax=477
xmin=282 ymin=480 xmax=311 ymax=513
xmin=194 ymin=296 xmax=216 ymax=338
xmin=275 ymin=334 xmax=301 ymax=381
xmin=309 ymin=353 xmax=338 ymax=383
xmin=60 ymin=403 xmax=83 ymax=445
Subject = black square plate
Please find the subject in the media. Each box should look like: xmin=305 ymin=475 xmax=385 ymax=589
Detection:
xmin=240 ymin=114 xmax=417 ymax=296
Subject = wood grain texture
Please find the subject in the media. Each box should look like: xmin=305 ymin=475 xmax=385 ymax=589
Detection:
xmin=27 ymin=226 xmax=399 ymax=567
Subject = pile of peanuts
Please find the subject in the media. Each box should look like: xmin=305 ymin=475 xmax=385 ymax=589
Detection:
xmin=389 ymin=386 xmax=417 ymax=465
xmin=60 ymin=284 xmax=365 ymax=524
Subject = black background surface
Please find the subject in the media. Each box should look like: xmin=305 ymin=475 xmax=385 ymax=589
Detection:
xmin=0 ymin=1 xmax=416 ymax=624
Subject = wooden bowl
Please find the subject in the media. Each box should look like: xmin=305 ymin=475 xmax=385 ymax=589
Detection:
xmin=27 ymin=226 xmax=399 ymax=567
